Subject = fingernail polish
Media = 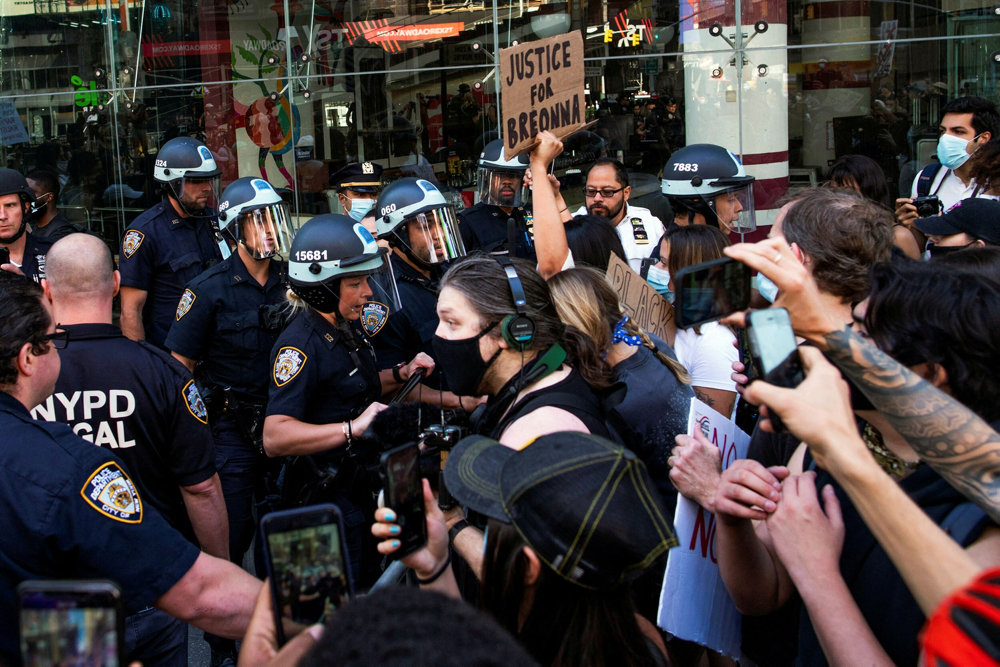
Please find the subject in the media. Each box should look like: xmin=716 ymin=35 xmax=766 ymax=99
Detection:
xmin=389 ymin=525 xmax=400 ymax=535
xmin=392 ymin=540 xmax=400 ymax=548
xmin=385 ymin=511 xmax=396 ymax=522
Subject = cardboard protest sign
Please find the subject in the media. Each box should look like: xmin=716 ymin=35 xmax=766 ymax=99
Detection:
xmin=499 ymin=31 xmax=586 ymax=160
xmin=605 ymin=252 xmax=673 ymax=342
xmin=657 ymin=398 xmax=751 ymax=660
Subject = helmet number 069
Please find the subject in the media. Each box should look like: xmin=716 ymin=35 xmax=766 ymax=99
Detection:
xmin=672 ymin=163 xmax=699 ymax=172
xmin=295 ymin=250 xmax=328 ymax=261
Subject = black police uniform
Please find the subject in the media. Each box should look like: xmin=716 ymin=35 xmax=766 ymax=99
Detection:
xmin=165 ymin=255 xmax=288 ymax=561
xmin=458 ymin=202 xmax=536 ymax=261
xmin=369 ymin=252 xmax=445 ymax=389
xmin=267 ymin=308 xmax=382 ymax=584
xmin=0 ymin=390 xmax=200 ymax=664
xmin=14 ymin=231 xmax=55 ymax=283
xmin=119 ymin=200 xmax=222 ymax=347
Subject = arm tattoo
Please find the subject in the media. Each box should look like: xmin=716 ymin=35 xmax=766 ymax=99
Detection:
xmin=822 ymin=326 xmax=1000 ymax=523
xmin=693 ymin=388 xmax=716 ymax=408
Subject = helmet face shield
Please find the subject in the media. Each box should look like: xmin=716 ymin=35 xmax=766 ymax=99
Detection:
xmin=478 ymin=168 xmax=526 ymax=208
xmin=710 ymin=185 xmax=756 ymax=234
xmin=399 ymin=206 xmax=466 ymax=265
xmin=239 ymin=202 xmax=293 ymax=260
xmin=175 ymin=176 xmax=221 ymax=217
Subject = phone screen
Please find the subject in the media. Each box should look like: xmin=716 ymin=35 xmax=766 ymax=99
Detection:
xmin=262 ymin=505 xmax=350 ymax=644
xmin=19 ymin=581 xmax=123 ymax=667
xmin=748 ymin=308 xmax=804 ymax=388
xmin=381 ymin=443 xmax=427 ymax=557
xmin=675 ymin=257 xmax=752 ymax=328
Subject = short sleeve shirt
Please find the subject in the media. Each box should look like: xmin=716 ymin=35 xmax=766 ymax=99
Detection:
xmin=31 ymin=323 xmax=215 ymax=543
xmin=0 ymin=391 xmax=199 ymax=663
xmin=571 ymin=202 xmax=664 ymax=273
xmin=458 ymin=202 xmax=536 ymax=260
xmin=165 ymin=256 xmax=288 ymax=400
xmin=267 ymin=310 xmax=382 ymax=424
xmin=118 ymin=200 xmax=222 ymax=347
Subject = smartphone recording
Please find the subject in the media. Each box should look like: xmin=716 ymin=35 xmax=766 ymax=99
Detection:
xmin=674 ymin=257 xmax=752 ymax=328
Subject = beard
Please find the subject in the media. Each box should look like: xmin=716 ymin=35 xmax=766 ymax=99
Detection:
xmin=588 ymin=199 xmax=624 ymax=221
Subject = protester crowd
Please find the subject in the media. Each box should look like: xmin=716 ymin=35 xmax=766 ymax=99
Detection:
xmin=2 ymin=94 xmax=1000 ymax=667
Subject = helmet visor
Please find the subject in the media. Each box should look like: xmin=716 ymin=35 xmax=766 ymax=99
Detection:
xmin=176 ymin=176 xmax=222 ymax=217
xmin=710 ymin=185 xmax=756 ymax=234
xmin=240 ymin=202 xmax=293 ymax=260
xmin=399 ymin=206 xmax=466 ymax=265
xmin=478 ymin=168 xmax=526 ymax=208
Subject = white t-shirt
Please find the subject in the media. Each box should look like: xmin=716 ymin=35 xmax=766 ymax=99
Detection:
xmin=673 ymin=322 xmax=738 ymax=393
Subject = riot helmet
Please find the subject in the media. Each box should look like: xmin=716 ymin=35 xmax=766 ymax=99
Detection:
xmin=0 ymin=168 xmax=35 ymax=245
xmin=661 ymin=144 xmax=756 ymax=233
xmin=374 ymin=178 xmax=465 ymax=267
xmin=477 ymin=139 xmax=529 ymax=208
xmin=288 ymin=214 xmax=401 ymax=324
xmin=217 ymin=177 xmax=292 ymax=260
xmin=153 ymin=137 xmax=222 ymax=217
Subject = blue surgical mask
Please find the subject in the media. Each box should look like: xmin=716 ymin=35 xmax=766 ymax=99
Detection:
xmin=347 ymin=197 xmax=375 ymax=222
xmin=756 ymin=273 xmax=779 ymax=303
xmin=646 ymin=264 xmax=674 ymax=304
xmin=936 ymin=133 xmax=980 ymax=170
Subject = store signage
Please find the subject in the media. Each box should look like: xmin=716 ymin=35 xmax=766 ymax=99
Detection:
xmin=499 ymin=31 xmax=585 ymax=160
xmin=71 ymin=75 xmax=100 ymax=108
xmin=141 ymin=40 xmax=230 ymax=57
xmin=344 ymin=20 xmax=463 ymax=54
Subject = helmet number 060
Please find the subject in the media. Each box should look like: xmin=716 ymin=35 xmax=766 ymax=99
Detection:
xmin=295 ymin=250 xmax=328 ymax=261
xmin=672 ymin=163 xmax=699 ymax=172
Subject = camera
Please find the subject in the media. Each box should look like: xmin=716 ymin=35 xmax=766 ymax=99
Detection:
xmin=912 ymin=195 xmax=941 ymax=218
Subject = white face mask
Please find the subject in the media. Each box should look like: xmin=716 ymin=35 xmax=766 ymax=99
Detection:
xmin=757 ymin=273 xmax=779 ymax=303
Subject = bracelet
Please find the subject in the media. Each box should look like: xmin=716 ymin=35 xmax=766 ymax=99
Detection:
xmin=342 ymin=420 xmax=353 ymax=445
xmin=448 ymin=519 xmax=470 ymax=543
xmin=416 ymin=550 xmax=452 ymax=585
xmin=392 ymin=363 xmax=405 ymax=383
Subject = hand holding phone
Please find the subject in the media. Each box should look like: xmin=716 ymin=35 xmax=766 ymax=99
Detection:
xmin=746 ymin=308 xmax=805 ymax=432
xmin=674 ymin=257 xmax=753 ymax=328
xmin=380 ymin=443 xmax=428 ymax=558
xmin=260 ymin=504 xmax=352 ymax=646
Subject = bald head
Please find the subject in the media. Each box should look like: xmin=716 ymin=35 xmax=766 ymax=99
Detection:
xmin=45 ymin=233 xmax=116 ymax=299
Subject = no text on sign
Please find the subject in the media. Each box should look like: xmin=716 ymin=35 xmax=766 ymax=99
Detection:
xmin=500 ymin=31 xmax=586 ymax=160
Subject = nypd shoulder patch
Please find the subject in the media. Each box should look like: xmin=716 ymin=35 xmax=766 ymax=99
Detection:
xmin=80 ymin=461 xmax=143 ymax=524
xmin=273 ymin=346 xmax=307 ymax=386
xmin=361 ymin=301 xmax=389 ymax=337
xmin=183 ymin=379 xmax=209 ymax=424
xmin=176 ymin=289 xmax=196 ymax=321
xmin=122 ymin=230 xmax=145 ymax=259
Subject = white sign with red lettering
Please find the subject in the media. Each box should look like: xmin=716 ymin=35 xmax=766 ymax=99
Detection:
xmin=657 ymin=398 xmax=750 ymax=660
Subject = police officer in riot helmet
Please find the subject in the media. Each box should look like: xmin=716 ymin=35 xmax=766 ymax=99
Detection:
xmin=119 ymin=136 xmax=224 ymax=347
xmin=165 ymin=176 xmax=291 ymax=665
xmin=263 ymin=214 xmax=434 ymax=586
xmin=0 ymin=167 xmax=54 ymax=283
xmin=661 ymin=143 xmax=756 ymax=235
xmin=458 ymin=138 xmax=536 ymax=260
xmin=371 ymin=177 xmax=473 ymax=405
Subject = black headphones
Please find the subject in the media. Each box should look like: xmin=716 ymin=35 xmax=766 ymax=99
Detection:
xmin=495 ymin=255 xmax=535 ymax=351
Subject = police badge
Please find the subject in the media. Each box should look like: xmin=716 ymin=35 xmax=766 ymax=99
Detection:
xmin=80 ymin=462 xmax=143 ymax=524
xmin=176 ymin=289 xmax=196 ymax=321
xmin=122 ymin=230 xmax=145 ymax=259
xmin=273 ymin=346 xmax=307 ymax=386
xmin=183 ymin=379 xmax=209 ymax=424
xmin=361 ymin=301 xmax=389 ymax=337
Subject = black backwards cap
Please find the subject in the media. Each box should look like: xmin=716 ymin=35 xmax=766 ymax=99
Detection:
xmin=915 ymin=198 xmax=1000 ymax=245
xmin=444 ymin=431 xmax=677 ymax=590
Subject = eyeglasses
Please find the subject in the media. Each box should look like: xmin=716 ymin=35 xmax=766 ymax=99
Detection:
xmin=39 ymin=328 xmax=69 ymax=350
xmin=583 ymin=186 xmax=625 ymax=199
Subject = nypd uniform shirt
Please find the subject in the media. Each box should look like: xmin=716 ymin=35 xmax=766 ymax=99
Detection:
xmin=119 ymin=200 xmax=222 ymax=347
xmin=13 ymin=231 xmax=55 ymax=283
xmin=458 ymin=202 xmax=536 ymax=261
xmin=267 ymin=310 xmax=381 ymax=425
xmin=31 ymin=323 xmax=216 ymax=544
xmin=573 ymin=202 xmax=665 ymax=273
xmin=0 ymin=391 xmax=200 ymax=663
xmin=369 ymin=253 xmax=446 ymax=389
xmin=165 ymin=255 xmax=287 ymax=401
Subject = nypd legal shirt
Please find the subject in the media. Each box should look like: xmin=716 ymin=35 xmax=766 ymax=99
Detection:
xmin=31 ymin=323 xmax=216 ymax=543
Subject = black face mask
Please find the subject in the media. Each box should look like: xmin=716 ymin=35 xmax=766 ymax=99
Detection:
xmin=928 ymin=241 xmax=975 ymax=259
xmin=432 ymin=321 xmax=501 ymax=396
